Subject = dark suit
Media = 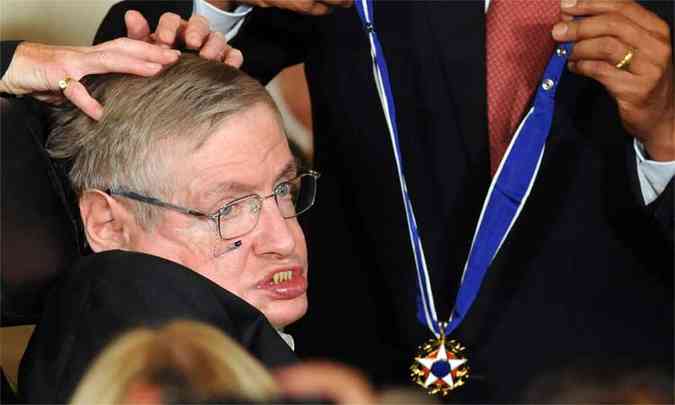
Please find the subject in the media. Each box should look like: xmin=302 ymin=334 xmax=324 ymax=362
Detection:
xmin=103 ymin=1 xmax=675 ymax=400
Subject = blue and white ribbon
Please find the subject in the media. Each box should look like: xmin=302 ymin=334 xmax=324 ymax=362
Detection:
xmin=355 ymin=0 xmax=573 ymax=338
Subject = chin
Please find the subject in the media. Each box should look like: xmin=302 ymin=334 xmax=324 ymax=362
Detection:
xmin=265 ymin=294 xmax=308 ymax=329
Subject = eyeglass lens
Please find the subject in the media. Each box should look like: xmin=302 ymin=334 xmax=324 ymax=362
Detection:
xmin=217 ymin=173 xmax=318 ymax=240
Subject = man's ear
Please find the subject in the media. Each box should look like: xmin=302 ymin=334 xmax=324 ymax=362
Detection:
xmin=79 ymin=190 xmax=135 ymax=252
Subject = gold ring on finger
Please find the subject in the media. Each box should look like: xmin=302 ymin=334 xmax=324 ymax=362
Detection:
xmin=615 ymin=48 xmax=635 ymax=71
xmin=58 ymin=77 xmax=75 ymax=92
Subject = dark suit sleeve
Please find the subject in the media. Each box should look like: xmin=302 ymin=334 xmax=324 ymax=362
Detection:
xmin=95 ymin=1 xmax=314 ymax=85
xmin=230 ymin=7 xmax=315 ymax=84
xmin=1 ymin=98 xmax=81 ymax=327
xmin=624 ymin=141 xmax=674 ymax=248
xmin=648 ymin=180 xmax=673 ymax=244
xmin=1 ymin=41 xmax=22 ymax=81
xmin=626 ymin=0 xmax=675 ymax=246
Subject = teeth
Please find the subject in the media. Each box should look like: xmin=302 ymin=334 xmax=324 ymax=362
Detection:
xmin=271 ymin=271 xmax=293 ymax=285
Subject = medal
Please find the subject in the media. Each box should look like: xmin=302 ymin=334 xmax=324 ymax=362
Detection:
xmin=410 ymin=322 xmax=469 ymax=396
xmin=354 ymin=0 xmax=573 ymax=397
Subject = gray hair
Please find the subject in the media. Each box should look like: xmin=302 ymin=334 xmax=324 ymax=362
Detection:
xmin=48 ymin=54 xmax=277 ymax=228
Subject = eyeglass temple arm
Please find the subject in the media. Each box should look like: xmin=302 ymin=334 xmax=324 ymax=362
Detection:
xmin=106 ymin=189 xmax=210 ymax=218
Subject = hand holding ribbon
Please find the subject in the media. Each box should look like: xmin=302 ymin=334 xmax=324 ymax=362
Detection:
xmin=553 ymin=0 xmax=674 ymax=161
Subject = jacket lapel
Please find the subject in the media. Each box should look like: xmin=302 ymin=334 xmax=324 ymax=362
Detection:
xmin=424 ymin=1 xmax=490 ymax=174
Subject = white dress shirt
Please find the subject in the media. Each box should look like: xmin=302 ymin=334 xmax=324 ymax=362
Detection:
xmin=193 ymin=0 xmax=675 ymax=204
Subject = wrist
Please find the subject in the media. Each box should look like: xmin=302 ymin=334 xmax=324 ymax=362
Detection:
xmin=0 ymin=42 xmax=28 ymax=95
xmin=642 ymin=116 xmax=675 ymax=161
xmin=206 ymin=0 xmax=236 ymax=11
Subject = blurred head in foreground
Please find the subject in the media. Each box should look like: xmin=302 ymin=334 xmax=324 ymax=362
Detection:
xmin=69 ymin=320 xmax=280 ymax=404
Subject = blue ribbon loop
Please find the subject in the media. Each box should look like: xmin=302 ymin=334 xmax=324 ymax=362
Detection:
xmin=355 ymin=0 xmax=573 ymax=338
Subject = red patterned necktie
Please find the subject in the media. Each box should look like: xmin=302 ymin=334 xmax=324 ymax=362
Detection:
xmin=486 ymin=0 xmax=559 ymax=174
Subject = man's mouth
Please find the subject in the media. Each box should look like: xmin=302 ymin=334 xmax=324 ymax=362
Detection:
xmin=256 ymin=267 xmax=307 ymax=299
xmin=272 ymin=270 xmax=294 ymax=285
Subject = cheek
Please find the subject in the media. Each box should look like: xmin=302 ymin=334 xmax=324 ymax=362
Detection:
xmin=144 ymin=221 xmax=219 ymax=273
xmin=291 ymin=221 xmax=308 ymax=259
xmin=190 ymin=235 xmax=254 ymax=296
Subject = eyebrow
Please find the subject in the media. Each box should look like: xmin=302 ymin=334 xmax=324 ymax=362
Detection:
xmin=206 ymin=158 xmax=300 ymax=202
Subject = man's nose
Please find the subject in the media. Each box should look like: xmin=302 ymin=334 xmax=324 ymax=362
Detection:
xmin=250 ymin=198 xmax=297 ymax=257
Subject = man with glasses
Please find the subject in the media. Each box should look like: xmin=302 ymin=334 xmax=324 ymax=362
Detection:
xmin=18 ymin=54 xmax=320 ymax=402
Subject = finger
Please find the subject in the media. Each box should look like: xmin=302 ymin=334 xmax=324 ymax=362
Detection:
xmin=287 ymin=1 xmax=331 ymax=15
xmin=274 ymin=362 xmax=376 ymax=405
xmin=224 ymin=48 xmax=244 ymax=68
xmin=569 ymin=59 xmax=663 ymax=124
xmin=560 ymin=13 xmax=574 ymax=22
xmin=568 ymin=59 xmax=638 ymax=97
xmin=94 ymin=38 xmax=181 ymax=65
xmin=569 ymin=36 xmax=649 ymax=75
xmin=184 ymin=15 xmax=211 ymax=49
xmin=155 ymin=12 xmax=186 ymax=47
xmin=553 ymin=13 xmax=671 ymax=70
xmin=63 ymin=80 xmax=104 ymax=121
xmin=125 ymin=10 xmax=151 ymax=41
xmin=83 ymin=50 xmax=164 ymax=77
xmin=318 ymin=0 xmax=353 ymax=8
xmin=552 ymin=13 xmax=654 ymax=51
xmin=199 ymin=31 xmax=230 ymax=61
xmin=306 ymin=2 xmax=332 ymax=15
xmin=560 ymin=0 xmax=670 ymax=40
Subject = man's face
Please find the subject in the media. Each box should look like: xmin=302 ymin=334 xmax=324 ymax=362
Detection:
xmin=128 ymin=103 xmax=308 ymax=328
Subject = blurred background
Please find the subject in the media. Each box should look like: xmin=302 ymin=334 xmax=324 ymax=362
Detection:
xmin=1 ymin=0 xmax=313 ymax=389
xmin=1 ymin=0 xmax=120 ymax=45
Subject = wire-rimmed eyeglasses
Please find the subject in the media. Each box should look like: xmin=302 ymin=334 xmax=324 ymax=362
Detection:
xmin=106 ymin=170 xmax=320 ymax=240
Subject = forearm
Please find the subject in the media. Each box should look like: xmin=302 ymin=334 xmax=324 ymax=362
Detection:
xmin=642 ymin=114 xmax=675 ymax=162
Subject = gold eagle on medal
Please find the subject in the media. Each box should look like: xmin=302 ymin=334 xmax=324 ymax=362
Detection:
xmin=410 ymin=337 xmax=469 ymax=396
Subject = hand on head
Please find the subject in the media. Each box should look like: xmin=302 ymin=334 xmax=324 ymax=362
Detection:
xmin=125 ymin=10 xmax=244 ymax=66
xmin=0 ymin=10 xmax=242 ymax=121
xmin=0 ymin=40 xmax=179 ymax=120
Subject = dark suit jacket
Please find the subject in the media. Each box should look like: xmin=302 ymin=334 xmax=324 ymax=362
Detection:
xmin=103 ymin=1 xmax=675 ymax=400
xmin=18 ymin=250 xmax=297 ymax=403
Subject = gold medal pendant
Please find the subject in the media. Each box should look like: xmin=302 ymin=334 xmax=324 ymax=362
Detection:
xmin=410 ymin=325 xmax=469 ymax=396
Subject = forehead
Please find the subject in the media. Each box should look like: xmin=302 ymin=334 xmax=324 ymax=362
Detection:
xmin=178 ymin=103 xmax=294 ymax=197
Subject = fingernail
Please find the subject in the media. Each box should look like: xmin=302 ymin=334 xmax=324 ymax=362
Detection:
xmin=146 ymin=62 xmax=162 ymax=71
xmin=91 ymin=106 xmax=103 ymax=121
xmin=163 ymin=49 xmax=180 ymax=58
xmin=567 ymin=61 xmax=575 ymax=71
xmin=552 ymin=23 xmax=568 ymax=38
xmin=561 ymin=0 xmax=576 ymax=8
